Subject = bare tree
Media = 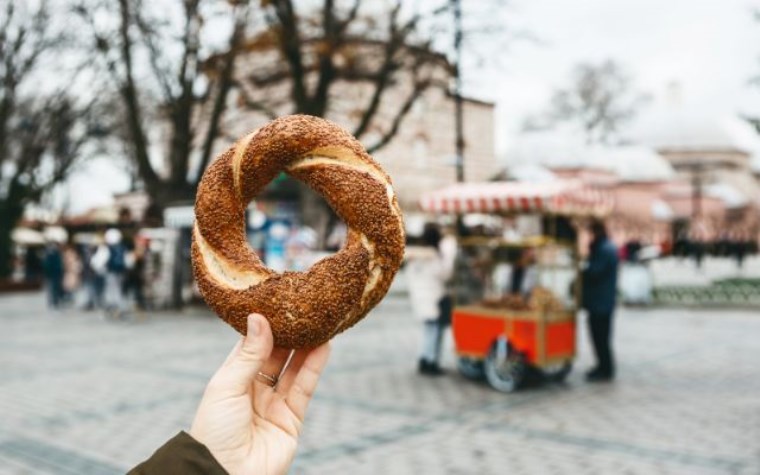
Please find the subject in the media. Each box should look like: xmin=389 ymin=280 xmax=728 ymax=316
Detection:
xmin=78 ymin=0 xmax=511 ymax=238
xmin=236 ymin=1 xmax=452 ymax=152
xmin=533 ymin=59 xmax=649 ymax=144
xmin=0 ymin=1 xmax=101 ymax=278
xmin=76 ymin=1 xmax=491 ymax=211
xmin=204 ymin=0 xmax=461 ymax=239
xmin=76 ymin=0 xmax=254 ymax=215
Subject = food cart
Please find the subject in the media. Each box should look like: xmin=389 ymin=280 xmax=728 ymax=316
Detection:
xmin=420 ymin=181 xmax=612 ymax=392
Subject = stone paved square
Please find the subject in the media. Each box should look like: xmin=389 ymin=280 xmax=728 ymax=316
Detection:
xmin=1 ymin=284 xmax=759 ymax=474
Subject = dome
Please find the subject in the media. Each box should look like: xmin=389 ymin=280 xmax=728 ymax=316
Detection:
xmin=588 ymin=145 xmax=675 ymax=182
xmin=506 ymin=129 xmax=674 ymax=182
xmin=505 ymin=127 xmax=603 ymax=170
xmin=506 ymin=163 xmax=558 ymax=183
xmin=647 ymin=116 xmax=759 ymax=153
xmin=632 ymin=96 xmax=760 ymax=154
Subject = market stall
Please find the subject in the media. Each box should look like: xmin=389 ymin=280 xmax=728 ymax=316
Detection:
xmin=420 ymin=180 xmax=612 ymax=392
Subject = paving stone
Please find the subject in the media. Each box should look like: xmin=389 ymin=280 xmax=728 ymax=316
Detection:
xmin=1 ymin=290 xmax=759 ymax=474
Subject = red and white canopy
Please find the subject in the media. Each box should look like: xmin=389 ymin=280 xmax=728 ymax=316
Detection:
xmin=419 ymin=180 xmax=612 ymax=216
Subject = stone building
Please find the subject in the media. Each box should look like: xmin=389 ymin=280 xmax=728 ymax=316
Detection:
xmin=639 ymin=114 xmax=760 ymax=235
xmin=198 ymin=38 xmax=497 ymax=222
xmin=503 ymin=127 xmax=757 ymax=245
xmin=367 ymin=90 xmax=496 ymax=210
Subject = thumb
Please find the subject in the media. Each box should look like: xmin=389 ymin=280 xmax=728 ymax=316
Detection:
xmin=208 ymin=314 xmax=274 ymax=397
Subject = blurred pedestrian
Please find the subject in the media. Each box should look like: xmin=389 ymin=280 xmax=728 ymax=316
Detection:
xmin=624 ymin=239 xmax=642 ymax=263
xmin=689 ymin=221 xmax=708 ymax=269
xmin=97 ymin=228 xmax=130 ymax=318
xmin=674 ymin=229 xmax=689 ymax=258
xmin=42 ymin=242 xmax=64 ymax=309
xmin=509 ymin=248 xmax=538 ymax=300
xmin=265 ymin=220 xmax=290 ymax=272
xmin=62 ymin=244 xmax=82 ymax=302
xmin=286 ymin=226 xmax=317 ymax=271
xmin=733 ymin=229 xmax=747 ymax=270
xmin=123 ymin=236 xmax=147 ymax=310
xmin=582 ymin=219 xmax=619 ymax=382
xmin=86 ymin=237 xmax=107 ymax=310
xmin=325 ymin=221 xmax=347 ymax=253
xmin=405 ymin=223 xmax=456 ymax=376
xmin=23 ymin=246 xmax=43 ymax=283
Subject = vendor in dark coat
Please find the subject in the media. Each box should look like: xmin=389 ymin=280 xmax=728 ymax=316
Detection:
xmin=582 ymin=220 xmax=619 ymax=382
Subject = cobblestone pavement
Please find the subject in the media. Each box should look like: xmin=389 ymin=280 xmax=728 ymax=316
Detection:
xmin=1 ymin=290 xmax=759 ymax=475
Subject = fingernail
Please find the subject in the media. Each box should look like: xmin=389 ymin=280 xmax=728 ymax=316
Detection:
xmin=248 ymin=314 xmax=261 ymax=336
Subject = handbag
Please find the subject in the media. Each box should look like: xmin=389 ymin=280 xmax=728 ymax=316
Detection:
xmin=437 ymin=295 xmax=453 ymax=326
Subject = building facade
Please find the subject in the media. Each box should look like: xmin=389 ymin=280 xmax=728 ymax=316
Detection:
xmin=645 ymin=116 xmax=760 ymax=235
xmin=198 ymin=40 xmax=497 ymax=217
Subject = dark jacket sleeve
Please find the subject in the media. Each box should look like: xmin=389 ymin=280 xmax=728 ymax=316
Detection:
xmin=582 ymin=240 xmax=619 ymax=315
xmin=583 ymin=244 xmax=615 ymax=282
xmin=128 ymin=432 xmax=228 ymax=475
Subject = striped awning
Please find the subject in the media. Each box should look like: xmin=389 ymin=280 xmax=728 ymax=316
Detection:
xmin=419 ymin=181 xmax=613 ymax=216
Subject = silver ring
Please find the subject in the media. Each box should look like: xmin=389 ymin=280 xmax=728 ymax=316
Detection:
xmin=256 ymin=371 xmax=278 ymax=387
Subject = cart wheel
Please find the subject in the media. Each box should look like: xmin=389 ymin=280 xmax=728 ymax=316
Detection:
xmin=543 ymin=361 xmax=572 ymax=382
xmin=484 ymin=338 xmax=526 ymax=393
xmin=457 ymin=357 xmax=485 ymax=380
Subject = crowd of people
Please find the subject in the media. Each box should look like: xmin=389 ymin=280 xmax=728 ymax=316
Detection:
xmin=33 ymin=228 xmax=147 ymax=318
xmin=670 ymin=229 xmax=758 ymax=268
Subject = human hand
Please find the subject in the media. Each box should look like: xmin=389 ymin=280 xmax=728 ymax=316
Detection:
xmin=190 ymin=314 xmax=330 ymax=475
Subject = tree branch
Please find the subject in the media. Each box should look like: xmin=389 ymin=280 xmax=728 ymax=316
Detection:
xmin=73 ymin=3 xmax=123 ymax=86
xmin=270 ymin=0 xmax=309 ymax=111
xmin=366 ymin=78 xmax=430 ymax=153
xmin=133 ymin=5 xmax=175 ymax=105
xmin=351 ymin=3 xmax=403 ymax=139
xmin=166 ymin=0 xmax=201 ymax=187
xmin=196 ymin=1 xmax=251 ymax=182
xmin=116 ymin=0 xmax=159 ymax=188
xmin=234 ymin=82 xmax=279 ymax=120
xmin=247 ymin=67 xmax=292 ymax=87
xmin=337 ymin=0 xmax=361 ymax=35
xmin=309 ymin=0 xmax=337 ymax=117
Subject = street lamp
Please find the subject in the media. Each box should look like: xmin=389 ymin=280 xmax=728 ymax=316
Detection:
xmin=679 ymin=160 xmax=705 ymax=221
xmin=451 ymin=0 xmax=464 ymax=184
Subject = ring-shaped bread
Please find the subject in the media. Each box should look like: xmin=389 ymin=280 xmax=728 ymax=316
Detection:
xmin=191 ymin=115 xmax=405 ymax=348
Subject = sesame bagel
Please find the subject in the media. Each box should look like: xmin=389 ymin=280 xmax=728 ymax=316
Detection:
xmin=191 ymin=115 xmax=405 ymax=348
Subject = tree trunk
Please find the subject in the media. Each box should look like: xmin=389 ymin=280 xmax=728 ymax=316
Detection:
xmin=0 ymin=200 xmax=24 ymax=279
xmin=141 ymin=183 xmax=197 ymax=309
xmin=143 ymin=182 xmax=197 ymax=226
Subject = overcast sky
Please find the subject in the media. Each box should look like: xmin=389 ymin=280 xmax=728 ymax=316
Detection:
xmin=482 ymin=0 xmax=760 ymax=153
xmin=63 ymin=0 xmax=760 ymax=214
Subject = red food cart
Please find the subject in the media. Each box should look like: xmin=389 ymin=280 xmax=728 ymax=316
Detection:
xmin=420 ymin=181 xmax=612 ymax=392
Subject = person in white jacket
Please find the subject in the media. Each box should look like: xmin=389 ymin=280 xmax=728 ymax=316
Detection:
xmin=91 ymin=228 xmax=133 ymax=319
xmin=405 ymin=223 xmax=456 ymax=375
